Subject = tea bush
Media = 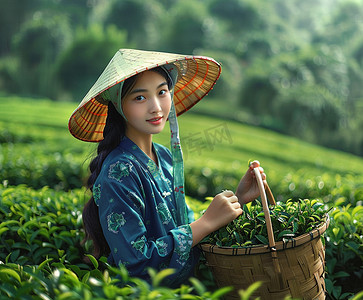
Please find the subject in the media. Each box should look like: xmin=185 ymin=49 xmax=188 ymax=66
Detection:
xmin=0 ymin=145 xmax=87 ymax=190
xmin=0 ymin=119 xmax=90 ymax=190
xmin=325 ymin=204 xmax=363 ymax=299
xmin=0 ymin=184 xmax=87 ymax=265
xmin=0 ymin=258 xmax=246 ymax=300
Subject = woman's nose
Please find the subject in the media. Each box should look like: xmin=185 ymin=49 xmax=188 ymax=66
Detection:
xmin=149 ymin=96 xmax=162 ymax=113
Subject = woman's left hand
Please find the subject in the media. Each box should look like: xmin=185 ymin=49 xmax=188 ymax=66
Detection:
xmin=235 ymin=160 xmax=266 ymax=205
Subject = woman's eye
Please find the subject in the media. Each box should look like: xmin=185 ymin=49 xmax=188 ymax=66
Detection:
xmin=135 ymin=95 xmax=146 ymax=101
xmin=159 ymin=89 xmax=168 ymax=95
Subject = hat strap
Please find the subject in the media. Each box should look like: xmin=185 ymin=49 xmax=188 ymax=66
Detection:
xmin=169 ymin=100 xmax=188 ymax=225
xmin=117 ymin=83 xmax=127 ymax=121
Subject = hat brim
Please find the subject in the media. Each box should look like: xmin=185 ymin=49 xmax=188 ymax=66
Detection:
xmin=68 ymin=49 xmax=221 ymax=142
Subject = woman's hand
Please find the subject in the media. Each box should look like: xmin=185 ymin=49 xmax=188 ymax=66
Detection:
xmin=190 ymin=190 xmax=242 ymax=246
xmin=203 ymin=190 xmax=242 ymax=231
xmin=235 ymin=160 xmax=266 ymax=205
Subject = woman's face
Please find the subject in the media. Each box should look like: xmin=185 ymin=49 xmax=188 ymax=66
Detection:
xmin=122 ymin=70 xmax=172 ymax=141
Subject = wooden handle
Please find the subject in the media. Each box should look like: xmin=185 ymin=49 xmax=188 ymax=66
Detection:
xmin=253 ymin=168 xmax=284 ymax=288
xmin=265 ymin=183 xmax=276 ymax=206
xmin=253 ymin=168 xmax=276 ymax=249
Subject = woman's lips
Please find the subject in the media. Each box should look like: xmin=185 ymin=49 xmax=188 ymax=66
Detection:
xmin=147 ymin=116 xmax=163 ymax=125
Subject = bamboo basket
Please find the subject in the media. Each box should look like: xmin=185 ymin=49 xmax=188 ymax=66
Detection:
xmin=200 ymin=168 xmax=329 ymax=300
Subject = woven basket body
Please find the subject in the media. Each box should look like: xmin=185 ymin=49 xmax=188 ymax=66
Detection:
xmin=200 ymin=220 xmax=328 ymax=300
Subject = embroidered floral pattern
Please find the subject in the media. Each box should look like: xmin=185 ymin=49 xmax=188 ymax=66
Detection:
xmin=147 ymin=160 xmax=160 ymax=178
xmin=171 ymin=208 xmax=177 ymax=221
xmin=108 ymin=161 xmax=132 ymax=182
xmin=155 ymin=240 xmax=168 ymax=256
xmin=156 ymin=202 xmax=172 ymax=225
xmin=107 ymin=212 xmax=126 ymax=234
xmin=132 ymin=235 xmax=147 ymax=253
xmin=93 ymin=184 xmax=101 ymax=205
xmin=174 ymin=225 xmax=193 ymax=265
xmin=164 ymin=177 xmax=173 ymax=191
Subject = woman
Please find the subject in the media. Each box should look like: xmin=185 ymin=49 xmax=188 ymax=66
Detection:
xmin=68 ymin=49 xmax=265 ymax=287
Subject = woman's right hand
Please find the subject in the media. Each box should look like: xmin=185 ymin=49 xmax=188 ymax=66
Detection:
xmin=190 ymin=190 xmax=242 ymax=246
xmin=203 ymin=190 xmax=242 ymax=232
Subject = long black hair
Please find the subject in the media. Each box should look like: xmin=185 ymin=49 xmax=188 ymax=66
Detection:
xmin=82 ymin=67 xmax=173 ymax=258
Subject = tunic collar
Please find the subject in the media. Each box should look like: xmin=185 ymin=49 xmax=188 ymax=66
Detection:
xmin=119 ymin=137 xmax=163 ymax=176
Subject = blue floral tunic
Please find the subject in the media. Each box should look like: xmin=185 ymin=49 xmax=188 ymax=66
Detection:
xmin=93 ymin=137 xmax=200 ymax=286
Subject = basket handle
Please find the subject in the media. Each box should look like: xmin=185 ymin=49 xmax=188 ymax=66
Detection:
xmin=253 ymin=168 xmax=276 ymax=249
xmin=253 ymin=167 xmax=284 ymax=288
xmin=265 ymin=183 xmax=276 ymax=206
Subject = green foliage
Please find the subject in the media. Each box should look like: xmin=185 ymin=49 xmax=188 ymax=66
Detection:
xmin=202 ymin=198 xmax=329 ymax=247
xmin=93 ymin=0 xmax=165 ymax=49
xmin=239 ymin=45 xmax=349 ymax=145
xmin=0 ymin=259 xmax=237 ymax=300
xmin=0 ymin=0 xmax=35 ymax=55
xmin=0 ymin=97 xmax=92 ymax=189
xmin=238 ymin=281 xmax=263 ymax=300
xmin=55 ymin=24 xmax=128 ymax=101
xmin=0 ymin=143 xmax=87 ymax=190
xmin=209 ymin=0 xmax=265 ymax=33
xmin=275 ymin=83 xmax=343 ymax=143
xmin=9 ymin=13 xmax=71 ymax=98
xmin=12 ymin=14 xmax=70 ymax=68
xmin=325 ymin=205 xmax=363 ymax=299
xmin=0 ymin=184 xmax=87 ymax=265
xmin=164 ymin=0 xmax=208 ymax=53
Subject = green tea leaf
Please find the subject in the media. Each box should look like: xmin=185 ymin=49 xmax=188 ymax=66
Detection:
xmin=351 ymin=291 xmax=363 ymax=300
xmin=211 ymin=286 xmax=234 ymax=299
xmin=37 ymin=258 xmax=53 ymax=270
xmin=85 ymin=254 xmax=99 ymax=269
xmin=0 ymin=268 xmax=21 ymax=283
xmin=255 ymin=235 xmax=268 ymax=245
xmin=189 ymin=277 xmax=206 ymax=296
xmin=151 ymin=268 xmax=175 ymax=287
xmin=0 ymin=227 xmax=9 ymax=235
xmin=277 ymin=230 xmax=295 ymax=240
xmin=238 ymin=281 xmax=263 ymax=300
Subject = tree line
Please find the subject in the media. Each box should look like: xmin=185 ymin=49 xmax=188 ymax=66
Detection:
xmin=1 ymin=0 xmax=363 ymax=155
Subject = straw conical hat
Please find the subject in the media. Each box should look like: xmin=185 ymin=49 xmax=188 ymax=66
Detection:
xmin=68 ymin=49 xmax=221 ymax=142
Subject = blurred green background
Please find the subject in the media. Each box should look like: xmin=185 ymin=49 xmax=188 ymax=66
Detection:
xmin=1 ymin=0 xmax=363 ymax=155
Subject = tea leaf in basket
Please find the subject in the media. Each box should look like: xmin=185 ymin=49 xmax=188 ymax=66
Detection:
xmin=201 ymin=198 xmax=330 ymax=247
xmin=249 ymin=228 xmax=256 ymax=240
xmin=233 ymin=231 xmax=242 ymax=244
xmin=255 ymin=235 xmax=268 ymax=245
xmin=277 ymin=230 xmax=295 ymax=240
xmin=293 ymin=221 xmax=299 ymax=233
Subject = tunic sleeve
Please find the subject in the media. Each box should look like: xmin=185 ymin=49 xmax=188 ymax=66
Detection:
xmin=94 ymin=160 xmax=199 ymax=286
